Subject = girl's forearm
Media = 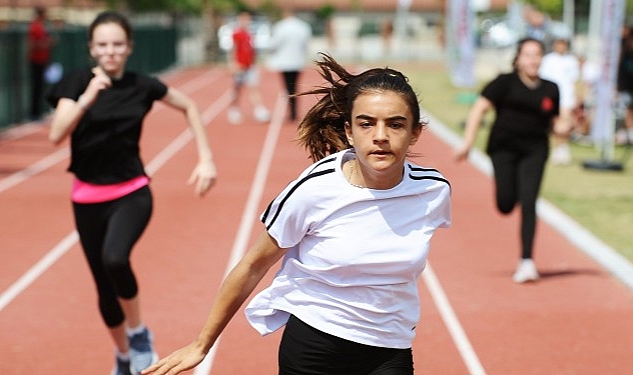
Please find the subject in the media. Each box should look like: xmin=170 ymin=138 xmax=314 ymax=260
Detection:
xmin=49 ymin=98 xmax=88 ymax=144
xmin=193 ymin=232 xmax=285 ymax=353
xmin=181 ymin=99 xmax=214 ymax=163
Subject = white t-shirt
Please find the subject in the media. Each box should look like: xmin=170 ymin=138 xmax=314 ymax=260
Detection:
xmin=245 ymin=149 xmax=451 ymax=349
xmin=267 ymin=16 xmax=312 ymax=72
xmin=539 ymin=52 xmax=580 ymax=109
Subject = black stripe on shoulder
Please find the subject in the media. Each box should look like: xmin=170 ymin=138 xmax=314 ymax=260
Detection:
xmin=261 ymin=156 xmax=337 ymax=223
xmin=309 ymin=156 xmax=336 ymax=173
xmin=408 ymin=174 xmax=452 ymax=189
xmin=407 ymin=164 xmax=451 ymax=189
xmin=262 ymin=168 xmax=336 ymax=230
xmin=408 ymin=165 xmax=439 ymax=173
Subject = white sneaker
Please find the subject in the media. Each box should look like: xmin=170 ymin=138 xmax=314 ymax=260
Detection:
xmin=551 ymin=144 xmax=571 ymax=165
xmin=254 ymin=106 xmax=270 ymax=122
xmin=512 ymin=259 xmax=539 ymax=283
xmin=228 ymin=107 xmax=242 ymax=124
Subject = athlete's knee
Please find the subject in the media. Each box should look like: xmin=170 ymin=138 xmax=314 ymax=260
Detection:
xmin=101 ymin=249 xmax=131 ymax=275
xmin=496 ymin=200 xmax=515 ymax=214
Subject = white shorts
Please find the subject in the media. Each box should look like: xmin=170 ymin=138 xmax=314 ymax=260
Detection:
xmin=559 ymin=84 xmax=576 ymax=109
xmin=234 ymin=66 xmax=259 ymax=87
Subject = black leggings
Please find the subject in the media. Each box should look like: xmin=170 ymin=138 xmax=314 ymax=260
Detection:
xmin=73 ymin=186 xmax=153 ymax=327
xmin=279 ymin=315 xmax=414 ymax=375
xmin=281 ymin=71 xmax=301 ymax=121
xmin=30 ymin=63 xmax=46 ymax=119
xmin=490 ymin=144 xmax=548 ymax=259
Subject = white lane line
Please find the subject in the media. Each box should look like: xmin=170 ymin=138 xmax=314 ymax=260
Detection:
xmin=0 ymin=122 xmax=47 ymax=141
xmin=193 ymin=94 xmax=288 ymax=375
xmin=0 ymin=89 xmax=232 ymax=314
xmin=174 ymin=69 xmax=223 ymax=94
xmin=423 ymin=263 xmax=487 ymax=375
xmin=425 ymin=112 xmax=633 ymax=292
xmin=0 ymin=148 xmax=69 ymax=194
xmin=0 ymin=232 xmax=78 ymax=312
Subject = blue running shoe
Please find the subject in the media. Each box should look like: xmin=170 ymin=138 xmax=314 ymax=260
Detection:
xmin=111 ymin=355 xmax=133 ymax=375
xmin=128 ymin=327 xmax=158 ymax=374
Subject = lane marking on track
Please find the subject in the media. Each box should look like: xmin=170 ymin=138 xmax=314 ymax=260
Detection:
xmin=424 ymin=112 xmax=633 ymax=292
xmin=193 ymin=94 xmax=288 ymax=375
xmin=423 ymin=264 xmax=487 ymax=375
xmin=0 ymin=122 xmax=47 ymax=141
xmin=0 ymin=148 xmax=69 ymax=194
xmin=172 ymin=69 xmax=223 ymax=95
xmin=0 ymin=232 xmax=78 ymax=312
xmin=0 ymin=69 xmax=222 ymax=193
xmin=0 ymin=88 xmax=232 ymax=314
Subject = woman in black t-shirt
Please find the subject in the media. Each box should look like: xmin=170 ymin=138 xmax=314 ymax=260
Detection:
xmin=47 ymin=11 xmax=217 ymax=375
xmin=455 ymin=38 xmax=559 ymax=284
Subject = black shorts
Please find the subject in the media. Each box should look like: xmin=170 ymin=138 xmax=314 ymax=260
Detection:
xmin=278 ymin=315 xmax=414 ymax=375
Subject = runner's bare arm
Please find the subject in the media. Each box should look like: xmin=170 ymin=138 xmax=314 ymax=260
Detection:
xmin=141 ymin=231 xmax=287 ymax=375
xmin=160 ymin=87 xmax=217 ymax=197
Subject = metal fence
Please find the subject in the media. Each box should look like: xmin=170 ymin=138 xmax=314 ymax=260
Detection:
xmin=0 ymin=22 xmax=177 ymax=130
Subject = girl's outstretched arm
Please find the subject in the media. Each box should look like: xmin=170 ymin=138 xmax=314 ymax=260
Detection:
xmin=454 ymin=96 xmax=492 ymax=161
xmin=142 ymin=231 xmax=287 ymax=375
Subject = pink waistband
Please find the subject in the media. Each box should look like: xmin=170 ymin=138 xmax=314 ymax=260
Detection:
xmin=72 ymin=176 xmax=150 ymax=203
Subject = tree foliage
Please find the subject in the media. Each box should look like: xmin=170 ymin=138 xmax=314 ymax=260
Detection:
xmin=523 ymin=0 xmax=633 ymax=19
xmin=100 ymin=0 xmax=247 ymax=14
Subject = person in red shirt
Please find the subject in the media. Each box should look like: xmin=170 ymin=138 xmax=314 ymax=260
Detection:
xmin=28 ymin=6 xmax=53 ymax=120
xmin=227 ymin=11 xmax=269 ymax=124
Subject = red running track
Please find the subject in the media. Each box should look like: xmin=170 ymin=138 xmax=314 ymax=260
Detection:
xmin=1 ymin=65 xmax=632 ymax=374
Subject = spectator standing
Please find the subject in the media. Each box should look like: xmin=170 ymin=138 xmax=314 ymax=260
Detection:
xmin=539 ymin=38 xmax=580 ymax=164
xmin=523 ymin=5 xmax=552 ymax=50
xmin=267 ymin=6 xmax=312 ymax=122
xmin=572 ymin=54 xmax=600 ymax=143
xmin=227 ymin=11 xmax=270 ymax=124
xmin=381 ymin=18 xmax=394 ymax=54
xmin=142 ymin=54 xmax=451 ymax=375
xmin=616 ymin=26 xmax=633 ymax=145
xmin=455 ymin=38 xmax=559 ymax=283
xmin=28 ymin=6 xmax=53 ymax=120
xmin=46 ymin=11 xmax=217 ymax=375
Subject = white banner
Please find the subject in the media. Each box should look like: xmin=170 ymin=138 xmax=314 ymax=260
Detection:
xmin=591 ymin=0 xmax=625 ymax=144
xmin=445 ymin=0 xmax=476 ymax=88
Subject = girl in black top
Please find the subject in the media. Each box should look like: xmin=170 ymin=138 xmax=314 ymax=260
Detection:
xmin=47 ymin=11 xmax=217 ymax=375
xmin=455 ymin=38 xmax=559 ymax=284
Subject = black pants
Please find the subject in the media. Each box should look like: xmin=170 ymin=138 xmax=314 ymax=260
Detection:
xmin=30 ymin=62 xmax=46 ymax=119
xmin=279 ymin=315 xmax=414 ymax=375
xmin=281 ymin=71 xmax=301 ymax=121
xmin=490 ymin=144 xmax=548 ymax=259
xmin=73 ymin=186 xmax=153 ymax=327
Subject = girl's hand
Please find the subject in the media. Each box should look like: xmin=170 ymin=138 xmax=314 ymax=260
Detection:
xmin=188 ymin=159 xmax=218 ymax=197
xmin=141 ymin=342 xmax=206 ymax=375
xmin=80 ymin=67 xmax=112 ymax=107
xmin=454 ymin=144 xmax=471 ymax=162
xmin=48 ymin=66 xmax=112 ymax=144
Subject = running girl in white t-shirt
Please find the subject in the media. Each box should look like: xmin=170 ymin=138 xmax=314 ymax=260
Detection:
xmin=143 ymin=54 xmax=452 ymax=375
